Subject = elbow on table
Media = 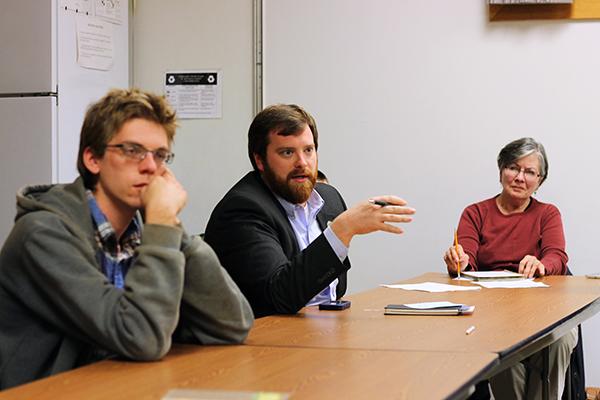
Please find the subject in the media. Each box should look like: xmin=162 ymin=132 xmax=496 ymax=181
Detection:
xmin=221 ymin=317 xmax=254 ymax=344
xmin=266 ymin=285 xmax=306 ymax=316
xmin=197 ymin=314 xmax=255 ymax=345
xmin=121 ymin=335 xmax=172 ymax=361
xmin=271 ymin=300 xmax=304 ymax=316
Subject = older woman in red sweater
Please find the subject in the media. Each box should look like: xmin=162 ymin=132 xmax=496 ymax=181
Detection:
xmin=443 ymin=137 xmax=577 ymax=400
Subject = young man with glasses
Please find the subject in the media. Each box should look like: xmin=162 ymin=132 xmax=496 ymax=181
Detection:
xmin=0 ymin=88 xmax=253 ymax=389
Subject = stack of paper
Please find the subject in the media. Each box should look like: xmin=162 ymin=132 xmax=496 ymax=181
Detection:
xmin=460 ymin=270 xmax=550 ymax=289
xmin=384 ymin=301 xmax=475 ymax=316
xmin=473 ymin=280 xmax=549 ymax=289
xmin=461 ymin=270 xmax=525 ymax=280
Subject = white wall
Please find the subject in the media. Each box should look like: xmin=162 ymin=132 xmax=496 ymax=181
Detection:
xmin=263 ymin=0 xmax=600 ymax=386
xmin=132 ymin=0 xmax=255 ymax=233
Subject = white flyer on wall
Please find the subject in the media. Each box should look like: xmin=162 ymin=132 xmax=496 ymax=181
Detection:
xmin=76 ymin=15 xmax=114 ymax=70
xmin=94 ymin=0 xmax=124 ymax=25
xmin=165 ymin=71 xmax=222 ymax=119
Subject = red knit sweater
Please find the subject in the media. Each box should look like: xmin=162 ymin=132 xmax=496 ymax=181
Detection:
xmin=458 ymin=196 xmax=568 ymax=275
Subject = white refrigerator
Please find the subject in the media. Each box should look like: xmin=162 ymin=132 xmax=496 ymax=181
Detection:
xmin=0 ymin=0 xmax=129 ymax=243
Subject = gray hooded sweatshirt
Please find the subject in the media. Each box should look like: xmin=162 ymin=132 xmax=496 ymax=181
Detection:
xmin=0 ymin=178 xmax=253 ymax=389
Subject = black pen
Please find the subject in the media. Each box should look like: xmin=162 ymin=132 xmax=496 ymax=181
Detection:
xmin=369 ymin=199 xmax=389 ymax=207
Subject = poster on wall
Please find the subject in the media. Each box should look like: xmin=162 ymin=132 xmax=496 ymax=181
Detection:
xmin=76 ymin=15 xmax=114 ymax=71
xmin=94 ymin=0 xmax=124 ymax=25
xmin=164 ymin=70 xmax=222 ymax=119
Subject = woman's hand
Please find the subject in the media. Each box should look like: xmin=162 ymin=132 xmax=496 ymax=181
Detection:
xmin=443 ymin=244 xmax=469 ymax=275
xmin=519 ymin=255 xmax=546 ymax=278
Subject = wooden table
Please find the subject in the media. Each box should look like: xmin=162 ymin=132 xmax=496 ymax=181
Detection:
xmin=0 ymin=345 xmax=498 ymax=400
xmin=1 ymin=272 xmax=598 ymax=399
xmin=247 ymin=273 xmax=600 ymax=363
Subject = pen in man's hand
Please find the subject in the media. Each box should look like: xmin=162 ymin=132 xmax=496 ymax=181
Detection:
xmin=454 ymin=228 xmax=461 ymax=279
xmin=369 ymin=199 xmax=389 ymax=207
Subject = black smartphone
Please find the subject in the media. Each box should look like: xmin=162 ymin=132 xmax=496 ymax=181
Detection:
xmin=318 ymin=300 xmax=351 ymax=310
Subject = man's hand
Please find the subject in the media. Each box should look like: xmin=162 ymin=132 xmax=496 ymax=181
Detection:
xmin=329 ymin=195 xmax=415 ymax=247
xmin=142 ymin=167 xmax=187 ymax=227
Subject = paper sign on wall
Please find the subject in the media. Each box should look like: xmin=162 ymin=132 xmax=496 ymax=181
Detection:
xmin=76 ymin=15 xmax=114 ymax=71
xmin=94 ymin=0 xmax=124 ymax=25
xmin=165 ymin=71 xmax=222 ymax=119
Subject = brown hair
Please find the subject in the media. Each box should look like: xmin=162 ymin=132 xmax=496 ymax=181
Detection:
xmin=77 ymin=88 xmax=177 ymax=188
xmin=248 ymin=104 xmax=318 ymax=171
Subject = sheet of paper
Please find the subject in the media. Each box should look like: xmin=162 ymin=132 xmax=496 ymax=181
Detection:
xmin=76 ymin=15 xmax=114 ymax=71
xmin=462 ymin=270 xmax=524 ymax=280
xmin=472 ymin=279 xmax=549 ymax=289
xmin=165 ymin=71 xmax=222 ymax=119
xmin=380 ymin=282 xmax=481 ymax=293
xmin=402 ymin=301 xmax=463 ymax=309
xmin=94 ymin=0 xmax=124 ymax=25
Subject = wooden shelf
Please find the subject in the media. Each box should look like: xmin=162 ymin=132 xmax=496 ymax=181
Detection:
xmin=489 ymin=0 xmax=600 ymax=21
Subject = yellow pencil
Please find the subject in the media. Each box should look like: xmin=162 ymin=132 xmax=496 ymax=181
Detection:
xmin=454 ymin=229 xmax=461 ymax=279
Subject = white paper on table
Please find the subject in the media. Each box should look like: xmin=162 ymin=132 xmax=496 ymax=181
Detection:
xmin=402 ymin=301 xmax=464 ymax=309
xmin=380 ymin=282 xmax=481 ymax=293
xmin=472 ymin=279 xmax=549 ymax=289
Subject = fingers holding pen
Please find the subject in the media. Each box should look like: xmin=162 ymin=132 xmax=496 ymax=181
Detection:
xmin=330 ymin=195 xmax=416 ymax=246
xmin=368 ymin=196 xmax=416 ymax=222
xmin=374 ymin=197 xmax=415 ymax=234
xmin=443 ymin=245 xmax=469 ymax=274
xmin=458 ymin=245 xmax=469 ymax=267
xmin=369 ymin=195 xmax=409 ymax=208
xmin=444 ymin=247 xmax=458 ymax=272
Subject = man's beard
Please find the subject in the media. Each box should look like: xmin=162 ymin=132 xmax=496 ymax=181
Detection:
xmin=262 ymin=163 xmax=317 ymax=204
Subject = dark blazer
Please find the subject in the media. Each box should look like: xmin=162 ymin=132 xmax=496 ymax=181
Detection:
xmin=204 ymin=171 xmax=350 ymax=318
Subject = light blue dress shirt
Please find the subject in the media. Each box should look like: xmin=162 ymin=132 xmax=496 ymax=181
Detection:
xmin=275 ymin=190 xmax=348 ymax=307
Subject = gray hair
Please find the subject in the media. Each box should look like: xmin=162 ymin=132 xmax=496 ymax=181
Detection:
xmin=497 ymin=137 xmax=548 ymax=185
